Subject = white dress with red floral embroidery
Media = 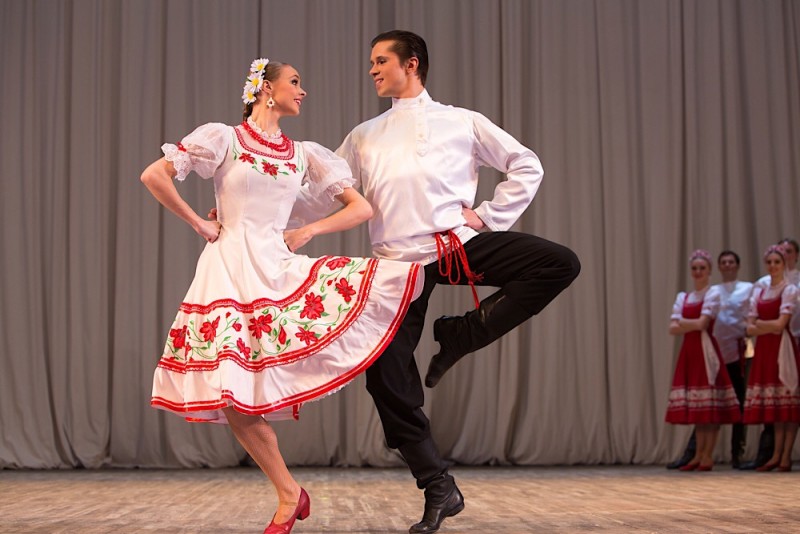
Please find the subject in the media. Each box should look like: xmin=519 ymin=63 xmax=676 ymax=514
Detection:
xmin=151 ymin=122 xmax=423 ymax=423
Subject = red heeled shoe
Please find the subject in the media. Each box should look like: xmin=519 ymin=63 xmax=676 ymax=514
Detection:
xmin=778 ymin=464 xmax=792 ymax=472
xmin=264 ymin=488 xmax=310 ymax=534
xmin=756 ymin=461 xmax=780 ymax=472
xmin=697 ymin=464 xmax=713 ymax=472
xmin=679 ymin=462 xmax=699 ymax=471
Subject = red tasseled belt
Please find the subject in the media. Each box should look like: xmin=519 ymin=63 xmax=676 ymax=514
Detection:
xmin=434 ymin=230 xmax=483 ymax=309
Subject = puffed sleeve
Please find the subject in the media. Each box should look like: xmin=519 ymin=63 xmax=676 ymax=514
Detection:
xmin=302 ymin=141 xmax=356 ymax=201
xmin=287 ymin=142 xmax=356 ymax=229
xmin=671 ymin=292 xmax=686 ymax=320
xmin=748 ymin=286 xmax=763 ymax=318
xmin=701 ymin=286 xmax=721 ymax=318
xmin=754 ymin=274 xmax=770 ymax=290
xmin=334 ymin=131 xmax=363 ymax=192
xmin=161 ymin=122 xmax=230 ymax=181
xmin=738 ymin=282 xmax=754 ymax=328
xmin=780 ymin=284 xmax=798 ymax=315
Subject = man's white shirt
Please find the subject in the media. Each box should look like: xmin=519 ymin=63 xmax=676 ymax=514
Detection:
xmin=712 ymin=280 xmax=753 ymax=364
xmin=336 ymin=90 xmax=543 ymax=264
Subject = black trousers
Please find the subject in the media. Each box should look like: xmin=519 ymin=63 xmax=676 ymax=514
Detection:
xmin=726 ymin=360 xmax=747 ymax=456
xmin=366 ymin=231 xmax=581 ymax=451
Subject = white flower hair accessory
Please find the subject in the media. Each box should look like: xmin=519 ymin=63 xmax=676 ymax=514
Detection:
xmin=242 ymin=57 xmax=269 ymax=104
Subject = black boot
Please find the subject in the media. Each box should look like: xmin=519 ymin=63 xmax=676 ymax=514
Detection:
xmin=731 ymin=422 xmax=745 ymax=469
xmin=666 ymin=432 xmax=696 ymax=469
xmin=425 ymin=292 xmax=530 ymax=388
xmin=399 ymin=439 xmax=465 ymax=534
xmin=739 ymin=425 xmax=774 ymax=470
xmin=409 ymin=475 xmax=464 ymax=533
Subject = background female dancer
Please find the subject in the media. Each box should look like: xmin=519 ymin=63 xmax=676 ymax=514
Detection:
xmin=744 ymin=245 xmax=800 ymax=472
xmin=666 ymin=250 xmax=740 ymax=471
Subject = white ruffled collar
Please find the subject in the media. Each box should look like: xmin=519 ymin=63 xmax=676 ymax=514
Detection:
xmin=689 ymin=285 xmax=710 ymax=296
xmin=246 ymin=117 xmax=282 ymax=140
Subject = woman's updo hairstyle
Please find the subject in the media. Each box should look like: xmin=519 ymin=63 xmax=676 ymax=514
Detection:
xmin=242 ymin=61 xmax=286 ymax=121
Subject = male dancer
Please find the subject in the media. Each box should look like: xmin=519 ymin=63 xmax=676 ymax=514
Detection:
xmin=714 ymin=251 xmax=754 ymax=467
xmin=336 ymin=31 xmax=580 ymax=533
xmin=740 ymin=237 xmax=800 ymax=469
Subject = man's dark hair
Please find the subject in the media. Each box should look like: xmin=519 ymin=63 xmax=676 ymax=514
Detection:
xmin=779 ymin=237 xmax=799 ymax=255
xmin=718 ymin=250 xmax=740 ymax=265
xmin=371 ymin=30 xmax=429 ymax=86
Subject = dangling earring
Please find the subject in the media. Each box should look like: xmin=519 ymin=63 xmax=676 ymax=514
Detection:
xmin=267 ymin=96 xmax=275 ymax=109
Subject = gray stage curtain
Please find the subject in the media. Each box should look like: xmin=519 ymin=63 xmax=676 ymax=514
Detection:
xmin=1 ymin=0 xmax=799 ymax=468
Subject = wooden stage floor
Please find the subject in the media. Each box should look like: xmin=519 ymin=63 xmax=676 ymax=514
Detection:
xmin=0 ymin=465 xmax=797 ymax=533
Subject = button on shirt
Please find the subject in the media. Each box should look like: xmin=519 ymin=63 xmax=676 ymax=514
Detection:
xmin=712 ymin=280 xmax=753 ymax=364
xmin=336 ymin=90 xmax=543 ymax=264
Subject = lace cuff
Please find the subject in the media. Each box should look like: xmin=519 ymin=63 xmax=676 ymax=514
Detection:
xmin=161 ymin=143 xmax=192 ymax=182
xmin=321 ymin=177 xmax=356 ymax=202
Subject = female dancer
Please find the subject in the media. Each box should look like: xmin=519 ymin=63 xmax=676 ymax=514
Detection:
xmin=744 ymin=244 xmax=800 ymax=472
xmin=141 ymin=58 xmax=422 ymax=533
xmin=666 ymin=250 xmax=741 ymax=470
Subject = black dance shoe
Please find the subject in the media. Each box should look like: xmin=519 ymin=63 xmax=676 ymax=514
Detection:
xmin=424 ymin=316 xmax=466 ymax=388
xmin=425 ymin=292 xmax=531 ymax=388
xmin=731 ymin=454 xmax=741 ymax=469
xmin=408 ymin=481 xmax=464 ymax=533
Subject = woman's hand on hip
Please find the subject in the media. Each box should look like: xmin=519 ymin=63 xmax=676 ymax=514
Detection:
xmin=194 ymin=219 xmax=221 ymax=243
xmin=283 ymin=226 xmax=314 ymax=252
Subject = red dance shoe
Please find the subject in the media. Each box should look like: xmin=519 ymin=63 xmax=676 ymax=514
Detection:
xmin=264 ymin=488 xmax=310 ymax=534
xmin=756 ymin=461 xmax=780 ymax=472
xmin=697 ymin=464 xmax=713 ymax=472
xmin=678 ymin=462 xmax=699 ymax=471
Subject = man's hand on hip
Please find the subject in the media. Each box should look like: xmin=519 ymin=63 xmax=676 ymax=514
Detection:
xmin=462 ymin=207 xmax=486 ymax=231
